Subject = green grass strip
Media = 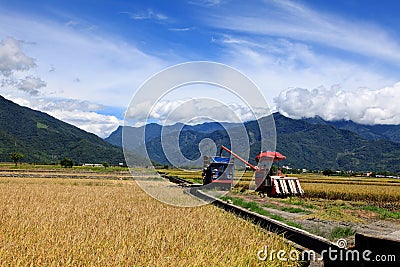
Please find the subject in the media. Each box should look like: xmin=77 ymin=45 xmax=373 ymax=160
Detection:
xmin=221 ymin=196 xmax=303 ymax=229
xmin=361 ymin=205 xmax=400 ymax=219
xmin=330 ymin=226 xmax=355 ymax=240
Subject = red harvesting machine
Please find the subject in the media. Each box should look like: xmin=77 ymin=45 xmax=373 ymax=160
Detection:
xmin=217 ymin=145 xmax=304 ymax=197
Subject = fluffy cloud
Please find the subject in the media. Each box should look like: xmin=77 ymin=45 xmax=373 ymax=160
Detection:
xmin=0 ymin=37 xmax=36 ymax=76
xmin=16 ymin=76 xmax=46 ymax=95
xmin=126 ymin=98 xmax=269 ymax=126
xmin=0 ymin=13 xmax=167 ymax=106
xmin=208 ymin=34 xmax=397 ymax=111
xmin=0 ymin=35 xmax=120 ymax=137
xmin=201 ymin=0 xmax=400 ymax=111
xmin=0 ymin=14 xmax=166 ymax=136
xmin=10 ymin=97 xmax=121 ymax=137
xmin=48 ymin=109 xmax=121 ymax=138
xmin=0 ymin=37 xmax=46 ymax=95
xmin=274 ymin=82 xmax=400 ymax=125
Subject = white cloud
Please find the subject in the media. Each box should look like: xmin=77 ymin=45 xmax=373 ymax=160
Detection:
xmin=16 ymin=76 xmax=46 ymax=95
xmin=168 ymin=27 xmax=194 ymax=32
xmin=1 ymin=0 xmax=399 ymax=137
xmin=189 ymin=0 xmax=223 ymax=7
xmin=48 ymin=109 xmax=121 ymax=138
xmin=126 ymin=98 xmax=268 ymax=125
xmin=9 ymin=96 xmax=121 ymax=137
xmin=0 ymin=37 xmax=47 ymax=95
xmin=28 ymin=98 xmax=104 ymax=113
xmin=274 ymin=82 xmax=400 ymax=125
xmin=205 ymin=0 xmax=400 ymax=63
xmin=121 ymin=10 xmax=168 ymax=21
xmin=0 ymin=37 xmax=36 ymax=76
xmin=207 ymin=34 xmax=397 ymax=111
xmin=0 ymin=12 xmax=169 ymax=136
xmin=0 ymin=12 xmax=168 ymax=106
xmin=200 ymin=0 xmax=400 ymax=122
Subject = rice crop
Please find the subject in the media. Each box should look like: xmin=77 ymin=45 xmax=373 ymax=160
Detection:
xmin=301 ymin=182 xmax=400 ymax=203
xmin=162 ymin=169 xmax=400 ymax=206
xmin=0 ymin=176 xmax=299 ymax=266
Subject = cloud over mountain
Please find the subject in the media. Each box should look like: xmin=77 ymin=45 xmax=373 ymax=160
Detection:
xmin=275 ymin=82 xmax=400 ymax=125
xmin=10 ymin=97 xmax=121 ymax=138
xmin=126 ymin=98 xmax=270 ymax=127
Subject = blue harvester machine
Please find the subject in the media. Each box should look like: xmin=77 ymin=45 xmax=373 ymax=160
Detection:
xmin=202 ymin=145 xmax=304 ymax=197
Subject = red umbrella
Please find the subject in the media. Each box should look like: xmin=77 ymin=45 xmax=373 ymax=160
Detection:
xmin=255 ymin=151 xmax=286 ymax=162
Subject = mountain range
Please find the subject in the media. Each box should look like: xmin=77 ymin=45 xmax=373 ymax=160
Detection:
xmin=107 ymin=113 xmax=400 ymax=172
xmin=0 ymin=95 xmax=129 ymax=165
xmin=302 ymin=116 xmax=400 ymax=143
xmin=1 ymin=93 xmax=399 ymax=172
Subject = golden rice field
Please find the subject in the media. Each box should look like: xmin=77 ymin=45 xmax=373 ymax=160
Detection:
xmin=0 ymin=175 xmax=298 ymax=266
xmin=301 ymin=182 xmax=400 ymax=202
xmin=163 ymin=169 xmax=400 ymax=204
xmin=293 ymin=174 xmax=400 ymax=204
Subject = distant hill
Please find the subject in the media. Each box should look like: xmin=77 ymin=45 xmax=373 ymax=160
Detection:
xmin=105 ymin=121 xmax=239 ymax=148
xmin=273 ymin=113 xmax=400 ymax=171
xmin=0 ymin=95 xmax=135 ymax=165
xmin=107 ymin=113 xmax=400 ymax=172
xmin=105 ymin=123 xmax=183 ymax=149
xmin=302 ymin=116 xmax=400 ymax=143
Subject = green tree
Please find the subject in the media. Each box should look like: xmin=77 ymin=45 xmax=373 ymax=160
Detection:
xmin=102 ymin=162 xmax=109 ymax=169
xmin=269 ymin=165 xmax=278 ymax=175
xmin=10 ymin=152 xmax=24 ymax=166
xmin=322 ymin=169 xmax=334 ymax=176
xmin=60 ymin=158 xmax=73 ymax=168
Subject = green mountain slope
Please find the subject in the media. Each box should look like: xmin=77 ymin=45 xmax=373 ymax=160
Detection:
xmin=273 ymin=114 xmax=400 ymax=171
xmin=0 ymin=95 xmax=127 ymax=165
xmin=302 ymin=116 xmax=400 ymax=143
xmin=105 ymin=122 xmax=239 ymax=148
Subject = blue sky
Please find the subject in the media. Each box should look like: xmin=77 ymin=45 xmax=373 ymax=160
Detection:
xmin=1 ymin=0 xmax=400 ymax=137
